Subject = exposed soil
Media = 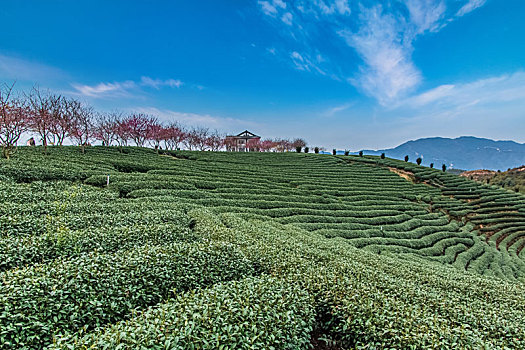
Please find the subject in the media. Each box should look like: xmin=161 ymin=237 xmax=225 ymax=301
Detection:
xmin=388 ymin=167 xmax=416 ymax=183
xmin=460 ymin=169 xmax=496 ymax=182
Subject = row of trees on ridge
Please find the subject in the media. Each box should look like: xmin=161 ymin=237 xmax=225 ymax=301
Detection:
xmin=0 ymin=83 xmax=307 ymax=158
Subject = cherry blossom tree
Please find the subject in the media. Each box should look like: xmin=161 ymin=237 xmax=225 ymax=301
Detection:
xmin=47 ymin=94 xmax=71 ymax=146
xmin=162 ymin=122 xmax=186 ymax=150
xmin=260 ymin=139 xmax=275 ymax=152
xmin=126 ymin=113 xmax=152 ymax=147
xmin=184 ymin=126 xmax=209 ymax=151
xmin=93 ymin=111 xmax=119 ymax=146
xmin=114 ymin=115 xmax=132 ymax=148
xmin=146 ymin=118 xmax=164 ymax=152
xmin=27 ymin=87 xmax=53 ymax=154
xmin=223 ymin=136 xmax=237 ymax=152
xmin=205 ymin=130 xmax=224 ymax=151
xmin=67 ymin=99 xmax=94 ymax=154
xmin=0 ymin=83 xmax=30 ymax=159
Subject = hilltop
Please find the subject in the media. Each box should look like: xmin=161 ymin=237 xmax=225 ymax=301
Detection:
xmin=361 ymin=136 xmax=525 ymax=171
xmin=0 ymin=147 xmax=524 ymax=349
xmin=462 ymin=165 xmax=525 ymax=194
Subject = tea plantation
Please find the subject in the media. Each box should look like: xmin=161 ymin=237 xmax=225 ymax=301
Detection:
xmin=1 ymin=146 xmax=524 ymax=349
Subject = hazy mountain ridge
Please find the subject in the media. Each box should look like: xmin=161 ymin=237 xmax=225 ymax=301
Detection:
xmin=360 ymin=136 xmax=525 ymax=171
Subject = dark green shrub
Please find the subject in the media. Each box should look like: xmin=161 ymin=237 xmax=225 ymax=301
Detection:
xmin=430 ymin=163 xmax=434 ymax=168
xmin=404 ymin=155 xmax=409 ymax=162
xmin=344 ymin=150 xmax=349 ymax=156
xmin=296 ymin=146 xmax=302 ymax=153
xmin=416 ymin=157 xmax=422 ymax=165
xmin=442 ymin=164 xmax=447 ymax=172
xmin=0 ymin=242 xmax=255 ymax=348
xmin=381 ymin=153 xmax=385 ymax=159
xmin=304 ymin=147 xmax=309 ymax=153
xmin=359 ymin=151 xmax=363 ymax=157
xmin=332 ymin=149 xmax=336 ymax=155
xmin=314 ymin=147 xmax=319 ymax=154
xmin=60 ymin=277 xmax=315 ymax=349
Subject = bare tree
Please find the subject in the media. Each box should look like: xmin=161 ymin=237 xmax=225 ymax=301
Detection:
xmin=0 ymin=82 xmax=29 ymax=159
xmin=206 ymin=130 xmax=224 ymax=151
xmin=292 ymin=138 xmax=307 ymax=149
xmin=274 ymin=138 xmax=292 ymax=152
xmin=114 ymin=115 xmax=132 ymax=148
xmin=260 ymin=139 xmax=275 ymax=152
xmin=67 ymin=99 xmax=94 ymax=154
xmin=27 ymin=87 xmax=53 ymax=154
xmin=126 ymin=113 xmax=151 ymax=147
xmin=47 ymin=94 xmax=71 ymax=146
xmin=146 ymin=118 xmax=164 ymax=152
xmin=163 ymin=122 xmax=186 ymax=150
xmin=184 ymin=126 xmax=209 ymax=151
xmin=94 ymin=111 xmax=119 ymax=146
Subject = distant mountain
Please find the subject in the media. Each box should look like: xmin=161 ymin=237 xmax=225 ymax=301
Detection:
xmin=360 ymin=136 xmax=525 ymax=171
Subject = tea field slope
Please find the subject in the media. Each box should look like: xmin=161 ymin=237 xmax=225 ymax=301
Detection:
xmin=0 ymin=146 xmax=524 ymax=349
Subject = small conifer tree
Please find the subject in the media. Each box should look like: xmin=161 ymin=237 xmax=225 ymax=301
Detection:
xmin=314 ymin=147 xmax=319 ymax=154
xmin=404 ymin=155 xmax=409 ymax=162
xmin=416 ymin=157 xmax=422 ymax=165
xmin=381 ymin=153 xmax=385 ymax=159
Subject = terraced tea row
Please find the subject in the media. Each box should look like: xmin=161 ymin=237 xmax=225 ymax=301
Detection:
xmin=1 ymin=146 xmax=524 ymax=348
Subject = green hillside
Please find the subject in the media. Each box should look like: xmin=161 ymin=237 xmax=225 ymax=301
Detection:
xmin=1 ymin=147 xmax=524 ymax=349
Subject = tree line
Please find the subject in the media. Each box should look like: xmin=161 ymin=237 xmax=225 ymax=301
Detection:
xmin=0 ymin=83 xmax=307 ymax=158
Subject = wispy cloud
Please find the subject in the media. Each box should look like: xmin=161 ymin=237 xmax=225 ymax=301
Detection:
xmin=71 ymin=80 xmax=137 ymax=98
xmin=323 ymin=102 xmax=353 ymax=117
xmin=281 ymin=12 xmax=293 ymax=25
xmin=72 ymin=76 xmax=185 ymax=98
xmin=134 ymin=106 xmax=261 ymax=132
xmin=397 ymin=71 xmax=525 ymax=111
xmin=140 ymin=76 xmax=183 ymax=89
xmin=257 ymin=0 xmax=487 ymax=104
xmin=456 ymin=0 xmax=487 ymax=17
xmin=405 ymin=0 xmax=446 ymax=33
xmin=258 ymin=0 xmax=286 ymax=16
xmin=339 ymin=5 xmax=422 ymax=104
xmin=0 ymin=54 xmax=66 ymax=82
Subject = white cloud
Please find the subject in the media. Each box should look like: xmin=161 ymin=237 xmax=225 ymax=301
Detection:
xmin=405 ymin=0 xmax=446 ymax=33
xmin=401 ymin=84 xmax=455 ymax=107
xmin=398 ymin=71 xmax=525 ymax=110
xmin=140 ymin=76 xmax=183 ymax=89
xmin=257 ymin=0 xmax=487 ymax=105
xmin=290 ymin=51 xmax=327 ymax=75
xmin=323 ymin=103 xmax=353 ymax=117
xmin=340 ymin=6 xmax=422 ymax=104
xmin=315 ymin=0 xmax=351 ymax=15
xmin=281 ymin=12 xmax=293 ymax=25
xmin=71 ymin=81 xmax=136 ymax=98
xmin=266 ymin=47 xmax=277 ymax=55
xmin=258 ymin=1 xmax=278 ymax=16
xmin=273 ymin=0 xmax=286 ymax=9
xmin=0 ymin=54 xmax=66 ymax=82
xmin=456 ymin=0 xmax=487 ymax=17
xmin=72 ymin=76 xmax=185 ymax=98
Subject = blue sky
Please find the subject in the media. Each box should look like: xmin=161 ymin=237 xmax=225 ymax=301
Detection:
xmin=1 ymin=0 xmax=524 ymax=149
